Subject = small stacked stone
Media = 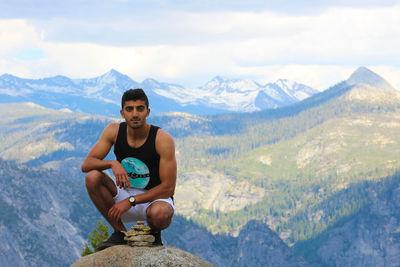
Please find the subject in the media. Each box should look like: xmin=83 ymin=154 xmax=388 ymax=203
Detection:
xmin=124 ymin=221 xmax=155 ymax=247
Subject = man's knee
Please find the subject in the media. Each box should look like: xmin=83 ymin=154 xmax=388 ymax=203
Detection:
xmin=85 ymin=170 xmax=117 ymax=197
xmin=147 ymin=202 xmax=174 ymax=230
xmin=85 ymin=170 xmax=103 ymax=189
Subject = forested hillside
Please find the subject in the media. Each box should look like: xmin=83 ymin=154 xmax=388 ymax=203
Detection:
xmin=170 ymin=67 xmax=400 ymax=244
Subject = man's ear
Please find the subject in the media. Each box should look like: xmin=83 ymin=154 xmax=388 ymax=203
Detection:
xmin=120 ymin=109 xmax=124 ymax=118
xmin=146 ymin=108 xmax=150 ymax=117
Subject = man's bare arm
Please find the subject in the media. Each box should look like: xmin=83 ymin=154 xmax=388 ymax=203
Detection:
xmin=81 ymin=123 xmax=130 ymax=188
xmin=81 ymin=123 xmax=117 ymax=172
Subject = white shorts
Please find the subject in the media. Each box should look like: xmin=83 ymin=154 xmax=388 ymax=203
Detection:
xmin=112 ymin=181 xmax=175 ymax=223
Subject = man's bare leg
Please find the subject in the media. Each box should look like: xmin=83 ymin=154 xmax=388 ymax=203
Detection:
xmin=85 ymin=170 xmax=126 ymax=231
xmin=146 ymin=201 xmax=174 ymax=245
xmin=146 ymin=201 xmax=174 ymax=230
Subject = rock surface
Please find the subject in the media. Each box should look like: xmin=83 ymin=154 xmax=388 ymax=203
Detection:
xmin=71 ymin=245 xmax=214 ymax=267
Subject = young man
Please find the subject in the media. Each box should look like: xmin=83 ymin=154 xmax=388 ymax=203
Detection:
xmin=81 ymin=88 xmax=176 ymax=250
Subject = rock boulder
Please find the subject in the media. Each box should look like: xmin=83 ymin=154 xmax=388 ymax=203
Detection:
xmin=71 ymin=245 xmax=214 ymax=267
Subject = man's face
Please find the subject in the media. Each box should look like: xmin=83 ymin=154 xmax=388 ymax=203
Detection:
xmin=120 ymin=100 xmax=150 ymax=129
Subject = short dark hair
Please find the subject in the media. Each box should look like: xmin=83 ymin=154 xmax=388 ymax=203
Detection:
xmin=121 ymin=88 xmax=149 ymax=108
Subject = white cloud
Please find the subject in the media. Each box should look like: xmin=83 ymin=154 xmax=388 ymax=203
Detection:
xmin=0 ymin=19 xmax=45 ymax=76
xmin=0 ymin=19 xmax=41 ymax=55
xmin=0 ymin=4 xmax=399 ymax=91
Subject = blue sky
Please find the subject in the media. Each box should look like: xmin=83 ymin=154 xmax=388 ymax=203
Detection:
xmin=0 ymin=0 xmax=399 ymax=90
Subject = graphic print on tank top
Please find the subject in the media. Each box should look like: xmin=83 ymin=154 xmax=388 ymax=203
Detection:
xmin=121 ymin=157 xmax=150 ymax=189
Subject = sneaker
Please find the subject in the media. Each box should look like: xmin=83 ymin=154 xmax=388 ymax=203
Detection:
xmin=98 ymin=230 xmax=127 ymax=251
xmin=151 ymin=230 xmax=163 ymax=246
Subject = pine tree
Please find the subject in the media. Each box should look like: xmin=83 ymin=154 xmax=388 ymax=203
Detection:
xmin=81 ymin=221 xmax=109 ymax=256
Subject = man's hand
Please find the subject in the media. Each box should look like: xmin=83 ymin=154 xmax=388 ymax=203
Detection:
xmin=108 ymin=199 xmax=131 ymax=224
xmin=111 ymin=160 xmax=130 ymax=189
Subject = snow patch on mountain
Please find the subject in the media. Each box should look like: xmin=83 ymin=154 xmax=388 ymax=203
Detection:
xmin=150 ymin=76 xmax=318 ymax=112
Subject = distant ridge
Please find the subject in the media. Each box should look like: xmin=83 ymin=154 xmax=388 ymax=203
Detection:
xmin=150 ymin=67 xmax=399 ymax=137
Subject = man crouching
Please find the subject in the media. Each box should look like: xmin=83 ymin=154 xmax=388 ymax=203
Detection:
xmin=81 ymin=88 xmax=176 ymax=250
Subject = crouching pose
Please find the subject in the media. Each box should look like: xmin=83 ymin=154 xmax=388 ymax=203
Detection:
xmin=81 ymin=88 xmax=176 ymax=250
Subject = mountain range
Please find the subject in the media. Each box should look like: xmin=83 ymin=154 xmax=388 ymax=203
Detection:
xmin=0 ymin=66 xmax=400 ymax=266
xmin=0 ymin=69 xmax=318 ymax=116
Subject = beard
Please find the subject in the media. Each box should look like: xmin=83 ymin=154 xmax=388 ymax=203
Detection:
xmin=127 ymin=118 xmax=144 ymax=129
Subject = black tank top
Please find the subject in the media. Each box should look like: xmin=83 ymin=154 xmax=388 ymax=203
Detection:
xmin=113 ymin=122 xmax=161 ymax=190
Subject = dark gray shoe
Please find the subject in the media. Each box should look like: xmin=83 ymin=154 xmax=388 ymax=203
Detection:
xmin=152 ymin=230 xmax=163 ymax=246
xmin=98 ymin=230 xmax=127 ymax=251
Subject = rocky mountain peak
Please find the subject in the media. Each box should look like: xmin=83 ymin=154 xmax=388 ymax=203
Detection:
xmin=84 ymin=69 xmax=136 ymax=89
xmin=210 ymin=75 xmax=225 ymax=83
xmin=343 ymin=67 xmax=400 ymax=105
xmin=275 ymin=78 xmax=290 ymax=86
xmin=0 ymin=73 xmax=19 ymax=81
xmin=347 ymin=66 xmax=395 ymax=91
xmin=103 ymin=68 xmax=123 ymax=78
xmin=142 ymin=78 xmax=160 ymax=86
xmin=97 ymin=69 xmax=125 ymax=82
xmin=202 ymin=76 xmax=228 ymax=91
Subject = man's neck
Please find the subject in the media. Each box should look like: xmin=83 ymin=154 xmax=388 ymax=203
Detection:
xmin=126 ymin=123 xmax=150 ymax=140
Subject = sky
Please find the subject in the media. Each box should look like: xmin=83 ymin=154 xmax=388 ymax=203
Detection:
xmin=0 ymin=0 xmax=399 ymax=91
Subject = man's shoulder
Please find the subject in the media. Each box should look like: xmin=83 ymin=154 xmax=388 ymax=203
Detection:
xmin=154 ymin=127 xmax=173 ymax=141
xmin=102 ymin=122 xmax=121 ymax=142
xmin=155 ymin=127 xmax=175 ymax=153
xmin=105 ymin=122 xmax=121 ymax=132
